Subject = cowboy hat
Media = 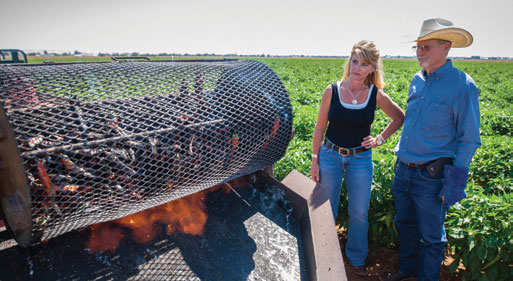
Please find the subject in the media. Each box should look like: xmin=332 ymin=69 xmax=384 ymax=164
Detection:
xmin=416 ymin=18 xmax=473 ymax=48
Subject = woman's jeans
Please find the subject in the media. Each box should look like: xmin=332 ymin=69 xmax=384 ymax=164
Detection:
xmin=318 ymin=143 xmax=373 ymax=267
xmin=392 ymin=161 xmax=448 ymax=281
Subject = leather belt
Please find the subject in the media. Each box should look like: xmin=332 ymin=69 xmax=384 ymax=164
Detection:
xmin=324 ymin=139 xmax=368 ymax=156
xmin=404 ymin=162 xmax=428 ymax=169
xmin=401 ymin=157 xmax=453 ymax=170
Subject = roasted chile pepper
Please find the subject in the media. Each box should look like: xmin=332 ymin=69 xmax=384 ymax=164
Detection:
xmin=36 ymin=159 xmax=62 ymax=215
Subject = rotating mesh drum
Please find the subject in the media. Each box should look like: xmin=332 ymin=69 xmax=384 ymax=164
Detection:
xmin=0 ymin=59 xmax=292 ymax=245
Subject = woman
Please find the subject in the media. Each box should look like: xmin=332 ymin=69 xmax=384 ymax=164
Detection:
xmin=309 ymin=40 xmax=404 ymax=276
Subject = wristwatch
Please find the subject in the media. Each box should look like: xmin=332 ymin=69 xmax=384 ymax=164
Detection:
xmin=376 ymin=134 xmax=386 ymax=146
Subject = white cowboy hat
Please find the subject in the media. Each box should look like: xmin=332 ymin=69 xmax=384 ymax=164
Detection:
xmin=416 ymin=18 xmax=473 ymax=48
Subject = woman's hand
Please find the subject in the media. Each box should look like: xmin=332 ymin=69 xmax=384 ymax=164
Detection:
xmin=361 ymin=135 xmax=378 ymax=149
xmin=310 ymin=162 xmax=320 ymax=183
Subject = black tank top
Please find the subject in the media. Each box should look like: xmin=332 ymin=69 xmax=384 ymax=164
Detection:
xmin=325 ymin=82 xmax=377 ymax=148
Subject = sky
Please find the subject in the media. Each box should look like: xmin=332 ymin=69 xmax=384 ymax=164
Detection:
xmin=1 ymin=0 xmax=512 ymax=57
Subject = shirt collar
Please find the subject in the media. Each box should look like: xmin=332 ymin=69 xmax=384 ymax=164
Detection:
xmin=422 ymin=59 xmax=453 ymax=79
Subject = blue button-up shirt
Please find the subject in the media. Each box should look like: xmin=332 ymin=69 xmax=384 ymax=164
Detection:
xmin=394 ymin=60 xmax=481 ymax=168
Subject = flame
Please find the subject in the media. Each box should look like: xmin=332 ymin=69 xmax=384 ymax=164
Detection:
xmin=84 ymin=181 xmax=242 ymax=253
xmin=86 ymin=223 xmax=125 ymax=253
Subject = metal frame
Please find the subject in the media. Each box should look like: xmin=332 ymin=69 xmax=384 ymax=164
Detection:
xmin=0 ymin=59 xmax=292 ymax=244
xmin=0 ymin=104 xmax=32 ymax=246
xmin=0 ymin=49 xmax=28 ymax=64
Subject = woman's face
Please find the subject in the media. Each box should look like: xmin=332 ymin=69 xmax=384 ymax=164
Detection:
xmin=349 ymin=55 xmax=374 ymax=81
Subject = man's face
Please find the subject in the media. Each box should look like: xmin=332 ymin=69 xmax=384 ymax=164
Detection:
xmin=415 ymin=39 xmax=450 ymax=73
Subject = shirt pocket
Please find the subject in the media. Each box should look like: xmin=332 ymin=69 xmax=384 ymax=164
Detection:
xmin=420 ymin=101 xmax=453 ymax=131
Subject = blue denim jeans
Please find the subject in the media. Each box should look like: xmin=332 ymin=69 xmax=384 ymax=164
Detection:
xmin=392 ymin=161 xmax=448 ymax=281
xmin=318 ymin=143 xmax=373 ymax=267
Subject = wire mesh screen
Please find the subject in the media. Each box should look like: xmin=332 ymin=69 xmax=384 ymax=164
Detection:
xmin=0 ymin=60 xmax=292 ymax=243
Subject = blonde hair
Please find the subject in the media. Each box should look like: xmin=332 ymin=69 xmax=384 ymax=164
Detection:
xmin=341 ymin=40 xmax=385 ymax=89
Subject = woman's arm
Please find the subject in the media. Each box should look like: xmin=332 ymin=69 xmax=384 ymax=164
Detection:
xmin=361 ymin=89 xmax=405 ymax=149
xmin=310 ymin=85 xmax=333 ymax=182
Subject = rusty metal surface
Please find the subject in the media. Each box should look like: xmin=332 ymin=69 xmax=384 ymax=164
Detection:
xmin=0 ymin=60 xmax=292 ymax=244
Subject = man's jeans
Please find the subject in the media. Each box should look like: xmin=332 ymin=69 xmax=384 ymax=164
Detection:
xmin=392 ymin=161 xmax=448 ymax=281
xmin=318 ymin=143 xmax=373 ymax=267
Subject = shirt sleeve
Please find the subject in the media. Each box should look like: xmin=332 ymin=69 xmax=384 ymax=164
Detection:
xmin=453 ymin=80 xmax=481 ymax=167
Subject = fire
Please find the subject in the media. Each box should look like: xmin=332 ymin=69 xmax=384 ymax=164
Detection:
xmin=86 ymin=223 xmax=125 ymax=252
xmin=84 ymin=181 xmax=239 ymax=253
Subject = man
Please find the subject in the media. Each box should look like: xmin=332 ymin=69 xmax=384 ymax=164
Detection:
xmin=381 ymin=18 xmax=481 ymax=281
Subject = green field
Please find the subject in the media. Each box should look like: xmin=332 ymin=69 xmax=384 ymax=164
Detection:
xmin=255 ymin=57 xmax=512 ymax=280
xmin=23 ymin=56 xmax=513 ymax=279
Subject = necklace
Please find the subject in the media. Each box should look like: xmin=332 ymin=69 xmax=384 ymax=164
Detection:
xmin=347 ymin=79 xmax=365 ymax=105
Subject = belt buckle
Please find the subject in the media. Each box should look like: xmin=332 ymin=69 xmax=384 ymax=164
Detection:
xmin=338 ymin=147 xmax=350 ymax=156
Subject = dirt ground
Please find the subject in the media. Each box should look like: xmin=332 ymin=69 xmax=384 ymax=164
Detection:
xmin=337 ymin=226 xmax=464 ymax=281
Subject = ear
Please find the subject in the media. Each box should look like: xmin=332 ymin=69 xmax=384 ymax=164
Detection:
xmin=442 ymin=41 xmax=451 ymax=55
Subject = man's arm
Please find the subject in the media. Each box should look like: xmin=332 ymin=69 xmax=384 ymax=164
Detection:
xmin=453 ymin=80 xmax=481 ymax=167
